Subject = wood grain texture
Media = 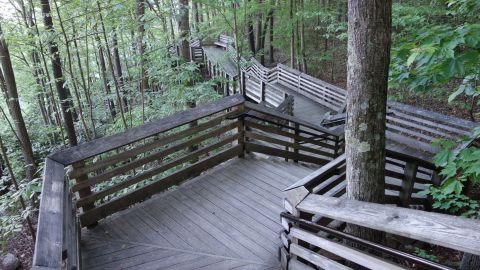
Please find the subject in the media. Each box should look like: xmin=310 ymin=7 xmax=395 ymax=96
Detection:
xmin=33 ymin=158 xmax=65 ymax=268
xmin=80 ymin=157 xmax=315 ymax=269
xmin=297 ymin=194 xmax=480 ymax=255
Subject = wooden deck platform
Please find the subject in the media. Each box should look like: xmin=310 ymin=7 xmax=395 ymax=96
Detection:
xmin=81 ymin=156 xmax=317 ymax=270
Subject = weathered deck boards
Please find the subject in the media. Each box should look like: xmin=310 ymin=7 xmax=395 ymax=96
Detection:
xmin=81 ymin=156 xmax=317 ymax=270
xmin=202 ymin=46 xmax=238 ymax=77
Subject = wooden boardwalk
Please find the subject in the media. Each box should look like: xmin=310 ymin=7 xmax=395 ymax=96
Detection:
xmin=202 ymin=46 xmax=238 ymax=77
xmin=267 ymin=83 xmax=331 ymax=125
xmin=81 ymin=156 xmax=317 ymax=270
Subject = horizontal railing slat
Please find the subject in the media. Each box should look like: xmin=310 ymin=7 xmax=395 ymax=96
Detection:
xmin=76 ymin=133 xmax=239 ymax=207
xmin=79 ymin=145 xmax=243 ymax=227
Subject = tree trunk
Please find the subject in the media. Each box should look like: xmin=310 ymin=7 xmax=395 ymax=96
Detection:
xmin=53 ymin=0 xmax=91 ymax=141
xmin=112 ymin=31 xmax=129 ymax=112
xmin=268 ymin=10 xmax=274 ymax=63
xmin=255 ymin=0 xmax=263 ymax=54
xmin=345 ymin=0 xmax=392 ymax=243
xmin=97 ymin=0 xmax=128 ymax=130
xmin=0 ymin=25 xmax=37 ymax=182
xmin=299 ymin=0 xmax=307 ymax=73
xmin=178 ymin=0 xmax=190 ymax=61
xmin=95 ymin=31 xmax=116 ymax=120
xmin=259 ymin=1 xmax=273 ymax=65
xmin=289 ymin=0 xmax=296 ymax=68
xmin=247 ymin=0 xmax=256 ymax=54
xmin=136 ymin=0 xmax=147 ymax=123
xmin=39 ymin=0 xmax=78 ymax=147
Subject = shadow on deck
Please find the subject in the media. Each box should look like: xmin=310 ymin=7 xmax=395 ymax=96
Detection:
xmin=81 ymin=157 xmax=315 ymax=270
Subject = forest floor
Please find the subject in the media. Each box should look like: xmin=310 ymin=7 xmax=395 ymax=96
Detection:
xmin=2 ymin=220 xmax=35 ymax=269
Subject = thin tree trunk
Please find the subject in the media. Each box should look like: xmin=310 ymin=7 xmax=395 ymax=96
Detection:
xmin=178 ymin=0 xmax=198 ymax=159
xmin=345 ymin=0 xmax=392 ymax=242
xmin=255 ymin=0 xmax=263 ymax=54
xmin=97 ymin=1 xmax=128 ymax=130
xmin=0 ymin=23 xmax=37 ymax=181
xmin=53 ymin=0 xmax=91 ymax=141
xmin=95 ymin=33 xmax=116 ymax=120
xmin=289 ymin=0 xmax=296 ymax=68
xmin=136 ymin=0 xmax=147 ymax=123
xmin=259 ymin=1 xmax=273 ymax=65
xmin=246 ymin=0 xmax=256 ymax=54
xmin=112 ymin=31 xmax=129 ymax=112
xmin=299 ymin=0 xmax=307 ymax=73
xmin=268 ymin=10 xmax=274 ymax=63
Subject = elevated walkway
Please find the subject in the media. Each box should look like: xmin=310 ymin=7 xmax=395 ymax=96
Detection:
xmin=81 ymin=157 xmax=316 ymax=269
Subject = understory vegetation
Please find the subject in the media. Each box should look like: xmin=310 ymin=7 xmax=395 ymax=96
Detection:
xmin=0 ymin=0 xmax=479 ymax=267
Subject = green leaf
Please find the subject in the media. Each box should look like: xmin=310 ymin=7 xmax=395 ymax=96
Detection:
xmin=449 ymin=85 xmax=465 ymax=102
xmin=407 ymin=51 xmax=418 ymax=66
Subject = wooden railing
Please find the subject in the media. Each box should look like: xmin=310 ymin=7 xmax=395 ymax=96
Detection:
xmin=244 ymin=102 xmax=343 ymax=166
xmin=280 ymin=195 xmax=480 ymax=270
xmin=33 ymin=95 xmax=243 ymax=269
xmin=280 ymin=149 xmax=480 ymax=270
xmin=285 ymin=149 xmax=439 ymax=211
xmin=32 ymin=94 xmax=345 ymax=269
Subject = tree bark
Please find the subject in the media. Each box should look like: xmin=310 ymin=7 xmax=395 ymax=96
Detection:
xmin=39 ymin=0 xmax=78 ymax=147
xmin=0 ymin=23 xmax=37 ymax=182
xmin=53 ymin=0 xmax=91 ymax=141
xmin=268 ymin=10 xmax=274 ymax=63
xmin=299 ymin=0 xmax=307 ymax=73
xmin=178 ymin=0 xmax=190 ymax=61
xmin=255 ymin=0 xmax=263 ymax=54
xmin=345 ymin=0 xmax=392 ymax=242
xmin=289 ymin=0 xmax=296 ymax=68
xmin=246 ymin=0 xmax=256 ymax=54
xmin=136 ymin=0 xmax=147 ymax=123
xmin=97 ymin=1 xmax=128 ymax=130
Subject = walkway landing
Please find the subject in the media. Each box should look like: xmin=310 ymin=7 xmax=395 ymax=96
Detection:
xmin=81 ymin=156 xmax=317 ymax=270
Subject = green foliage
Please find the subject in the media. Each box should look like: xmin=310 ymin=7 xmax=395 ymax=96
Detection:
xmin=420 ymin=130 xmax=480 ymax=217
xmin=414 ymin=247 xmax=440 ymax=262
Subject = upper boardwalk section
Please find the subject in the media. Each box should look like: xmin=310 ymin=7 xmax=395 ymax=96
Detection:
xmin=201 ymin=35 xmax=478 ymax=162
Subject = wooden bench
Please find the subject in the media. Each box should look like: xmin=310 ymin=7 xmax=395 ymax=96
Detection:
xmin=214 ymin=34 xmax=234 ymax=49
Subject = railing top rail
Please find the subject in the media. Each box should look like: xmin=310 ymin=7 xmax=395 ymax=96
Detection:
xmin=32 ymin=158 xmax=65 ymax=269
xmin=244 ymin=101 xmax=343 ymax=138
xmin=49 ymin=94 xmax=245 ymax=165
xmin=297 ymin=194 xmax=480 ymax=256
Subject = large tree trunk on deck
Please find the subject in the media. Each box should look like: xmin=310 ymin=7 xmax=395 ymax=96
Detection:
xmin=345 ymin=0 xmax=392 ymax=243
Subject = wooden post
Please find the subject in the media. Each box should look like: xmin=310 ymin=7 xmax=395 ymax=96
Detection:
xmin=241 ymin=71 xmax=246 ymax=97
xmin=261 ymin=80 xmax=266 ymax=102
xmin=237 ymin=104 xmax=245 ymax=158
xmin=224 ymin=74 xmax=229 ymax=96
xmin=399 ymin=161 xmax=418 ymax=207
xmin=294 ymin=123 xmax=300 ymax=163
xmin=72 ymin=161 xmax=97 ymax=228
